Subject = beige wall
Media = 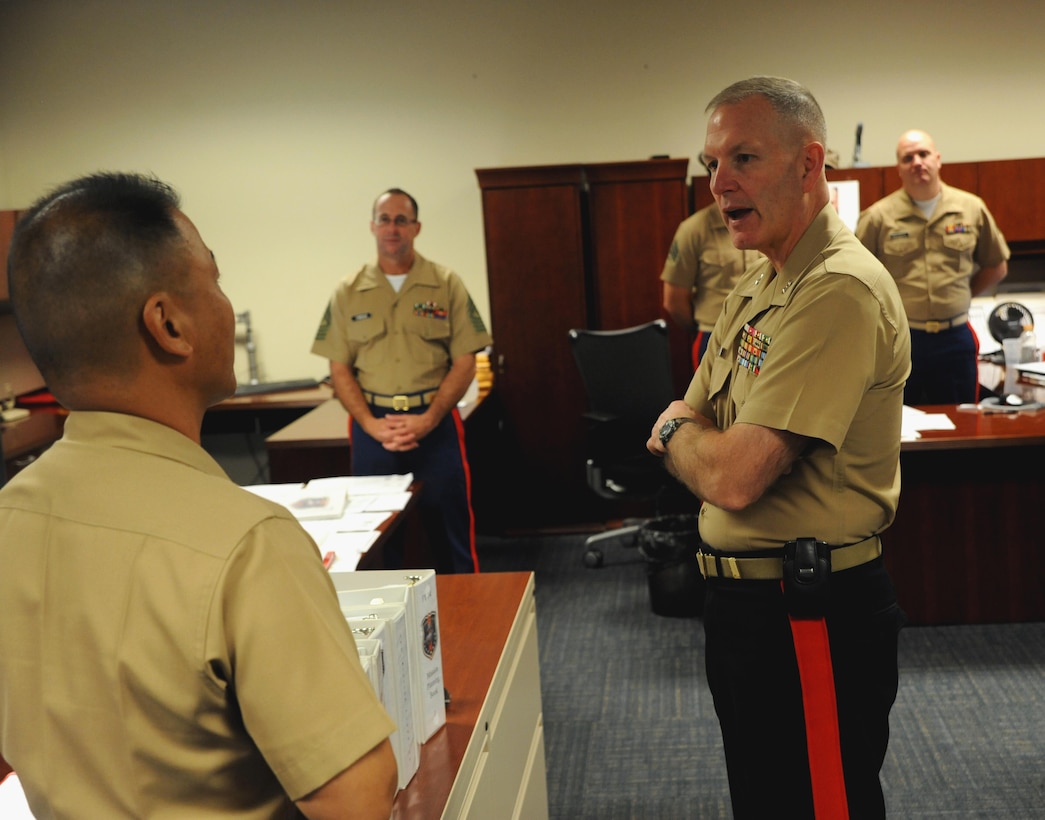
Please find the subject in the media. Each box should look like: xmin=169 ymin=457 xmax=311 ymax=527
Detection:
xmin=2 ymin=0 xmax=1043 ymax=383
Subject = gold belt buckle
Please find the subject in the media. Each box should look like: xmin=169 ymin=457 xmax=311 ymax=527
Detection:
xmin=392 ymin=394 xmax=410 ymax=411
xmin=924 ymin=320 xmax=943 ymax=333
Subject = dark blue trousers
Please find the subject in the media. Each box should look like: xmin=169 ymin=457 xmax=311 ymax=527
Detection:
xmin=350 ymin=406 xmax=478 ymax=574
xmin=906 ymin=323 xmax=978 ymax=405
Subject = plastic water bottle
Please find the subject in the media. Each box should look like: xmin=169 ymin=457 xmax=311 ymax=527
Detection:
xmin=1019 ymin=326 xmax=1039 ymax=363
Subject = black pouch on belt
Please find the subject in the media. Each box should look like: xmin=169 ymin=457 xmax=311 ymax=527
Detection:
xmin=782 ymin=537 xmax=831 ymax=618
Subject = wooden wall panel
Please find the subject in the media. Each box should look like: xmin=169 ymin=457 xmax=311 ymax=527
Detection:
xmin=976 ymin=157 xmax=1045 ymax=243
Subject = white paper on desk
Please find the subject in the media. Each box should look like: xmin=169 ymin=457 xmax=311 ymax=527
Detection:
xmin=244 ymin=482 xmax=348 ymax=520
xmin=345 ymin=492 xmax=412 ymax=512
xmin=337 ymin=473 xmax=415 ymax=495
xmin=901 ymin=405 xmax=956 ymax=440
xmin=287 ymin=488 xmax=347 ymax=520
xmin=305 ymin=474 xmax=414 ymax=496
xmin=335 ymin=511 xmax=392 ymax=532
xmin=242 ymin=482 xmax=305 ymax=506
xmin=298 ymin=519 xmax=337 ymax=546
xmin=323 ymin=532 xmax=382 ymax=571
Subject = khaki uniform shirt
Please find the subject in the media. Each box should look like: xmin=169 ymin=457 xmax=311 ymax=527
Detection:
xmin=855 ymin=182 xmax=1010 ymax=322
xmin=686 ymin=205 xmax=911 ymax=551
xmin=0 ymin=412 xmax=394 ymax=819
xmin=311 ymin=252 xmax=492 ymax=396
xmin=660 ymin=204 xmax=758 ymax=329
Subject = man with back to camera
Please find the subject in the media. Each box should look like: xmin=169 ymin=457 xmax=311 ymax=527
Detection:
xmin=647 ymin=77 xmax=910 ymax=819
xmin=661 ymin=201 xmax=761 ymax=369
xmin=311 ymin=188 xmax=492 ymax=574
xmin=856 ymin=129 xmax=1009 ymax=405
xmin=0 ymin=172 xmax=397 ymax=819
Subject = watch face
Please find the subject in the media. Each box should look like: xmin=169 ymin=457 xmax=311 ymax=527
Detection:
xmin=659 ymin=418 xmax=681 ymax=446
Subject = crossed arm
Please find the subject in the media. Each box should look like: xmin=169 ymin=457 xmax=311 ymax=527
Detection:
xmin=646 ymin=399 xmax=808 ymax=511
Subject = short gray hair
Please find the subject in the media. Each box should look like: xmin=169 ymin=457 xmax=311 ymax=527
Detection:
xmin=706 ymin=76 xmax=827 ymax=146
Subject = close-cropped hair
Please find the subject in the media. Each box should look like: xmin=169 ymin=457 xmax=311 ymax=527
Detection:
xmin=706 ymin=76 xmax=827 ymax=147
xmin=7 ymin=172 xmax=186 ymax=388
xmin=373 ymin=187 xmax=419 ymax=220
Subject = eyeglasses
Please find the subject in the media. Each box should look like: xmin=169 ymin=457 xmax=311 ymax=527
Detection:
xmin=374 ymin=215 xmax=417 ymax=228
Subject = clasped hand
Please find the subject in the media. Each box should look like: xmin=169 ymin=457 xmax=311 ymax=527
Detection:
xmin=371 ymin=413 xmax=435 ymax=452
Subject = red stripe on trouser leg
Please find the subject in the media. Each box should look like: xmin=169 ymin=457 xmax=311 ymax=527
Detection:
xmin=450 ymin=407 xmax=479 ymax=573
xmin=788 ymin=614 xmax=850 ymax=819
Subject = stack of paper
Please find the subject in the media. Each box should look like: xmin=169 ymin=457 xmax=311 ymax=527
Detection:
xmin=244 ymin=474 xmax=414 ymax=570
xmin=243 ymin=481 xmax=348 ymax=520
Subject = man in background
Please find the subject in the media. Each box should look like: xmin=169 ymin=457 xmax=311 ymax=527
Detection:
xmin=856 ymin=129 xmax=1009 ymax=404
xmin=649 ymin=77 xmax=909 ymax=819
xmin=0 ymin=173 xmax=396 ymax=819
xmin=312 ymin=188 xmax=492 ymax=573
xmin=661 ymin=202 xmax=759 ymax=369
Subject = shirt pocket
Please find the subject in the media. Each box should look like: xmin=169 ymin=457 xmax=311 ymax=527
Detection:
xmin=883 ymin=233 xmax=919 ymax=262
xmin=346 ymin=314 xmax=386 ymax=344
xmin=942 ymin=232 xmax=977 ymax=254
xmin=404 ymin=311 xmax=452 ymax=367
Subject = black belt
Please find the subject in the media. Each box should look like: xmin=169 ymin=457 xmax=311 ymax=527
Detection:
xmin=362 ymin=389 xmax=438 ymax=411
xmin=696 ymin=535 xmax=881 ymax=580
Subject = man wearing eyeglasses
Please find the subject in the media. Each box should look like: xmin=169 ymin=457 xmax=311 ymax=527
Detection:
xmin=312 ymin=189 xmax=491 ymax=573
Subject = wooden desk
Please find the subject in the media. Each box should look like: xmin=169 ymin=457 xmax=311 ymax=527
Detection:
xmin=1 ymin=386 xmax=331 ymax=480
xmin=265 ymin=398 xmax=352 ymax=482
xmin=265 ymin=395 xmax=485 ymax=485
xmin=202 ymin=384 xmax=333 ymax=436
xmin=886 ymin=404 xmax=1045 ymax=625
xmin=394 ymin=572 xmax=548 ymax=820
xmin=1 ymin=410 xmax=66 ymax=482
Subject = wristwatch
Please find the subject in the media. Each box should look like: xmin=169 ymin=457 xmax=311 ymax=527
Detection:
xmin=658 ymin=417 xmax=696 ymax=448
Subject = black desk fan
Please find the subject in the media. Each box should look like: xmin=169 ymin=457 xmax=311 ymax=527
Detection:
xmin=971 ymin=301 xmax=1042 ymax=411
xmin=987 ymin=301 xmax=1034 ymax=347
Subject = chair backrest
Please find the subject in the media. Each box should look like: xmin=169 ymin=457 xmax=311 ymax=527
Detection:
xmin=568 ymin=319 xmax=676 ymax=429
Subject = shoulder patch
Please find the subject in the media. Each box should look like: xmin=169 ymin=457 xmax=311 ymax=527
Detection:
xmin=466 ymin=295 xmax=488 ymax=334
xmin=314 ymin=304 xmax=332 ymax=342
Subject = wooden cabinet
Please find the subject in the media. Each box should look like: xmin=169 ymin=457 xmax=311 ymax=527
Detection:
xmin=476 ymin=159 xmax=689 ymax=528
xmin=1 ymin=210 xmax=19 ymax=302
xmin=976 ymin=157 xmax=1045 ymax=244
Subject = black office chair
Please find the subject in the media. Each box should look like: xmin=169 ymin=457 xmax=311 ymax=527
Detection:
xmin=568 ymin=319 xmax=680 ymax=568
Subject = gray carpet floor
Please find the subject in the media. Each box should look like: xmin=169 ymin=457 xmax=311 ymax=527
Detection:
xmin=476 ymin=533 xmax=1045 ymax=819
